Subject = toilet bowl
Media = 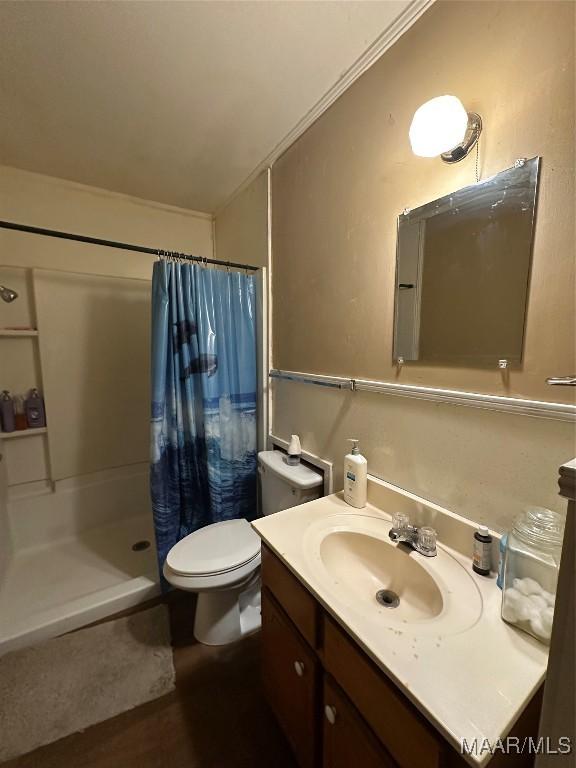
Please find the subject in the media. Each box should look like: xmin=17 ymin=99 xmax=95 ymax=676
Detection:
xmin=163 ymin=450 xmax=324 ymax=646
xmin=163 ymin=518 xmax=262 ymax=645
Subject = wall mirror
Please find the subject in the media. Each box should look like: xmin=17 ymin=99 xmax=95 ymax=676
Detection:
xmin=393 ymin=157 xmax=540 ymax=366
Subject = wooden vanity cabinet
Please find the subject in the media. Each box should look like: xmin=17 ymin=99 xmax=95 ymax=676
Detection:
xmin=323 ymin=675 xmax=396 ymax=768
xmin=261 ymin=545 xmax=541 ymax=768
xmin=261 ymin=589 xmax=320 ymax=768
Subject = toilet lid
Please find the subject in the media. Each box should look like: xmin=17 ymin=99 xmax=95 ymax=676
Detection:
xmin=166 ymin=519 xmax=261 ymax=576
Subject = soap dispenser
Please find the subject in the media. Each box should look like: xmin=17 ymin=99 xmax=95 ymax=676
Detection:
xmin=286 ymin=434 xmax=302 ymax=466
xmin=343 ymin=439 xmax=367 ymax=508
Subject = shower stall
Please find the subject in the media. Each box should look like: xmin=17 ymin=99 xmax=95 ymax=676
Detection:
xmin=0 ymin=227 xmax=265 ymax=656
xmin=0 ymin=263 xmax=159 ymax=655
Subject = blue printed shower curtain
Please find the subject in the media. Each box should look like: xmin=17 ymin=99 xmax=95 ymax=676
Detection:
xmin=150 ymin=260 xmax=257 ymax=576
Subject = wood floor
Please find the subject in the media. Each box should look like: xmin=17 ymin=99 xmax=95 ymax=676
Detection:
xmin=2 ymin=595 xmax=297 ymax=768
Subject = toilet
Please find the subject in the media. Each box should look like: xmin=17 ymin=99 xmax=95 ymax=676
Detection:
xmin=163 ymin=449 xmax=323 ymax=645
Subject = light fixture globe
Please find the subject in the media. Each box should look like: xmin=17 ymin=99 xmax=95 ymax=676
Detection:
xmin=409 ymin=95 xmax=481 ymax=163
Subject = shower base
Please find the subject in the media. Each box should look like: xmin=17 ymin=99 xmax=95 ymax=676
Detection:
xmin=0 ymin=514 xmax=160 ymax=656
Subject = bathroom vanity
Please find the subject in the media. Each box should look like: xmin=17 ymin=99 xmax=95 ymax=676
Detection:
xmin=253 ymin=478 xmax=547 ymax=768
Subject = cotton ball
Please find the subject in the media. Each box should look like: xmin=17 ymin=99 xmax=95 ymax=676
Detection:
xmin=521 ymin=577 xmax=544 ymax=596
xmin=530 ymin=614 xmax=551 ymax=641
xmin=541 ymin=607 xmax=554 ymax=633
xmin=502 ymin=589 xmax=520 ymax=622
xmin=528 ymin=594 xmax=547 ymax=611
xmin=516 ymin=596 xmax=538 ymax=622
xmin=513 ymin=578 xmax=531 ymax=595
xmin=542 ymin=591 xmax=556 ymax=607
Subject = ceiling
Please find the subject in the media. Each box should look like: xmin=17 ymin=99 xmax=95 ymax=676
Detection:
xmin=0 ymin=1 xmax=414 ymax=213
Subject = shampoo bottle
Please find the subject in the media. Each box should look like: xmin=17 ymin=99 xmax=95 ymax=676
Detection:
xmin=13 ymin=395 xmax=27 ymax=431
xmin=343 ymin=439 xmax=367 ymax=508
xmin=25 ymin=388 xmax=46 ymax=428
xmin=0 ymin=390 xmax=15 ymax=433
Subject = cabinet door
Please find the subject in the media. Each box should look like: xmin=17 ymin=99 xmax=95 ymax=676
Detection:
xmin=323 ymin=677 xmax=396 ymax=768
xmin=261 ymin=588 xmax=319 ymax=768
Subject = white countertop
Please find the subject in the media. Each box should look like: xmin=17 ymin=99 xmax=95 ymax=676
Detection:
xmin=252 ymin=477 xmax=548 ymax=767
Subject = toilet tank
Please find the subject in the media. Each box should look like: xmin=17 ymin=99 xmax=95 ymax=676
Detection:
xmin=258 ymin=450 xmax=323 ymax=516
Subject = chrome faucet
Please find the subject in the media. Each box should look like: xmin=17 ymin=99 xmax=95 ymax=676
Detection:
xmin=388 ymin=513 xmax=437 ymax=557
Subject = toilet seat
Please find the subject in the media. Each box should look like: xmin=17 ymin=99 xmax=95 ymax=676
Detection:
xmin=166 ymin=518 xmax=261 ymax=577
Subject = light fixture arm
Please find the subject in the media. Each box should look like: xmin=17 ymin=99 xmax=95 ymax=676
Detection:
xmin=441 ymin=112 xmax=482 ymax=164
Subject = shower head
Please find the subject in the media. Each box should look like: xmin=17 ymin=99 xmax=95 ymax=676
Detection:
xmin=0 ymin=285 xmax=18 ymax=303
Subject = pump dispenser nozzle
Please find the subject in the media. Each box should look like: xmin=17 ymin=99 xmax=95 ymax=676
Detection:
xmin=347 ymin=438 xmax=360 ymax=456
xmin=286 ymin=434 xmax=302 ymax=465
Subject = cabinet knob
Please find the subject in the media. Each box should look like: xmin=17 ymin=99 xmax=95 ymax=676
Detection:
xmin=324 ymin=705 xmax=337 ymax=725
xmin=293 ymin=660 xmax=305 ymax=677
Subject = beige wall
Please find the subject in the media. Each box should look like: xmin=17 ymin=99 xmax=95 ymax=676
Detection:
xmin=270 ymin=1 xmax=575 ymax=530
xmin=215 ymin=171 xmax=269 ymax=268
xmin=0 ymin=165 xmax=213 ymax=278
xmin=214 ymin=171 xmax=271 ymax=447
xmin=272 ymin=380 xmax=573 ymax=532
xmin=272 ymin=0 xmax=575 ymax=404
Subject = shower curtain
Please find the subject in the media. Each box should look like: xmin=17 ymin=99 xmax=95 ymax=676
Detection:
xmin=150 ymin=260 xmax=257 ymax=576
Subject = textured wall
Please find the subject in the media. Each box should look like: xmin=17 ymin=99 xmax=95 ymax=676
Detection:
xmin=270 ymin=0 xmax=575 ymax=529
xmin=272 ymin=0 xmax=575 ymax=403
xmin=215 ymin=171 xmax=269 ymax=268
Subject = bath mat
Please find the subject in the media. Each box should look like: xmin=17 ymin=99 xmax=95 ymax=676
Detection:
xmin=0 ymin=604 xmax=175 ymax=762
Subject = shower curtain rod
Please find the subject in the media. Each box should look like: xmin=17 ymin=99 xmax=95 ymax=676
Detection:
xmin=0 ymin=220 xmax=259 ymax=272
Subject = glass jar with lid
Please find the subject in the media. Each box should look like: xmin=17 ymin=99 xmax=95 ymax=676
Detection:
xmin=501 ymin=506 xmax=564 ymax=645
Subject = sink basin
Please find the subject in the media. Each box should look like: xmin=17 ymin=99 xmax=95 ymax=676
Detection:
xmin=320 ymin=530 xmax=444 ymax=622
xmin=303 ymin=513 xmax=482 ymax=636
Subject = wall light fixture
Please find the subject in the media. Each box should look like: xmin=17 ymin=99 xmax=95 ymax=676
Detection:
xmin=409 ymin=95 xmax=482 ymax=164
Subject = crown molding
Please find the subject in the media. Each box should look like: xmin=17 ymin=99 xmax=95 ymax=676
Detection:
xmin=215 ymin=0 xmax=435 ymax=216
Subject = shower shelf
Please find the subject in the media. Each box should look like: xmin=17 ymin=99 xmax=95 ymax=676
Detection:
xmin=0 ymin=427 xmax=47 ymax=439
xmin=0 ymin=329 xmax=39 ymax=337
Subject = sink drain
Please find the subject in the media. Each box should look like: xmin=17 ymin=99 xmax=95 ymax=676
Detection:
xmin=376 ymin=589 xmax=400 ymax=609
xmin=132 ymin=540 xmax=151 ymax=552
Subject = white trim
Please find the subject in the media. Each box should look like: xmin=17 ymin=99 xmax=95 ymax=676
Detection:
xmin=215 ymin=0 xmax=435 ymax=216
xmin=256 ymin=266 xmax=268 ymax=452
xmin=267 ymin=433 xmax=333 ymax=496
xmin=0 ymin=329 xmax=38 ymax=337
xmin=269 ymin=369 xmax=576 ymax=422
xmin=266 ymin=168 xmax=273 ymax=449
xmin=0 ymin=427 xmax=47 ymax=440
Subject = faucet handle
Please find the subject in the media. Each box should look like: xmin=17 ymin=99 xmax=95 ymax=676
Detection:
xmin=417 ymin=526 xmax=437 ymax=555
xmin=392 ymin=512 xmax=410 ymax=530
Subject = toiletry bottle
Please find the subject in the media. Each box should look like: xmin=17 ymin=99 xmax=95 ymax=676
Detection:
xmin=13 ymin=394 xmax=27 ymax=431
xmin=473 ymin=525 xmax=492 ymax=576
xmin=286 ymin=434 xmax=301 ymax=466
xmin=0 ymin=390 xmax=15 ymax=433
xmin=343 ymin=439 xmax=367 ymax=508
xmin=25 ymin=388 xmax=46 ymax=428
xmin=496 ymin=532 xmax=508 ymax=589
